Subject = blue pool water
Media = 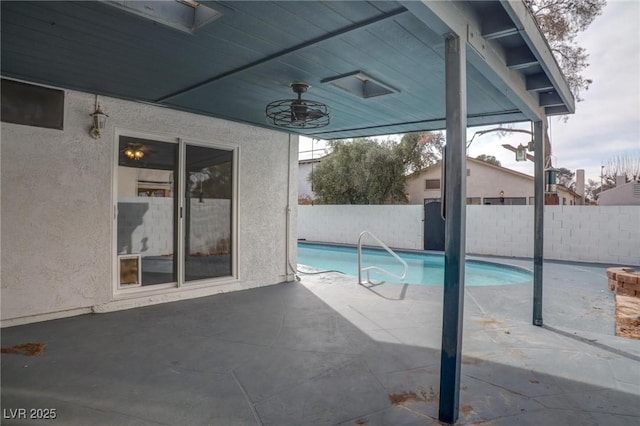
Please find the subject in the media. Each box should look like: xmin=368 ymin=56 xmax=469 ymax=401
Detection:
xmin=298 ymin=242 xmax=532 ymax=286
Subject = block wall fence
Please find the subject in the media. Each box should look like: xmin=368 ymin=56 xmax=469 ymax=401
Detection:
xmin=298 ymin=205 xmax=640 ymax=266
xmin=118 ymin=197 xmax=231 ymax=257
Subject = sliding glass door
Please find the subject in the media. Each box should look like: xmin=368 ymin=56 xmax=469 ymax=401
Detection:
xmin=184 ymin=145 xmax=233 ymax=281
xmin=116 ymin=135 xmax=235 ymax=290
xmin=117 ymin=137 xmax=178 ymax=287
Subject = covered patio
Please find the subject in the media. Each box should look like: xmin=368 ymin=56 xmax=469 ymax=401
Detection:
xmin=2 ymin=258 xmax=639 ymax=425
xmin=3 ymin=1 xmax=584 ymax=423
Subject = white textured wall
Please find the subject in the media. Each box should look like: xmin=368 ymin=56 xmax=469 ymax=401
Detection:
xmin=298 ymin=205 xmax=640 ymax=265
xmin=1 ymin=86 xmax=298 ymax=325
xmin=298 ymin=205 xmax=424 ymax=250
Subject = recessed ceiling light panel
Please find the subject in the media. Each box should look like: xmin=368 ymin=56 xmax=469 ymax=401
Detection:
xmin=106 ymin=1 xmax=223 ymax=33
xmin=322 ymin=71 xmax=398 ymax=99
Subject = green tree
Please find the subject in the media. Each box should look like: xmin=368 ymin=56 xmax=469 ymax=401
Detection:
xmin=309 ymin=132 xmax=443 ymax=204
xmin=584 ymin=178 xmax=612 ymax=202
xmin=475 ymin=154 xmax=501 ymax=166
xmin=556 ymin=167 xmax=575 ymax=188
xmin=394 ymin=131 xmax=444 ymax=173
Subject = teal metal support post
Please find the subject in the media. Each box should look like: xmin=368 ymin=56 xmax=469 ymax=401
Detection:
xmin=533 ymin=120 xmax=545 ymax=326
xmin=439 ymin=33 xmax=467 ymax=425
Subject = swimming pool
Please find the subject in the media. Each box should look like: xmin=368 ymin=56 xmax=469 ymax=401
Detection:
xmin=297 ymin=242 xmax=532 ymax=286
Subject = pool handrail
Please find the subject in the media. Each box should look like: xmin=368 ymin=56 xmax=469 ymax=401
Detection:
xmin=357 ymin=231 xmax=408 ymax=285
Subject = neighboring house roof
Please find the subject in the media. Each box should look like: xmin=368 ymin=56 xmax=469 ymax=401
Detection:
xmin=408 ymin=157 xmax=528 ymax=180
xmin=298 ymin=155 xmax=327 ymax=166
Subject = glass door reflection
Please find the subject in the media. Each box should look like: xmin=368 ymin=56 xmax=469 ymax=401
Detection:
xmin=184 ymin=145 xmax=233 ymax=281
xmin=117 ymin=137 xmax=178 ymax=286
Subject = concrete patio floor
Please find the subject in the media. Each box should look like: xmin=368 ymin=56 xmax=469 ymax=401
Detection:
xmin=2 ymin=257 xmax=639 ymax=425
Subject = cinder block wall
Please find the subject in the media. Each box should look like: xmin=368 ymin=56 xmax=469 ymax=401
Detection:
xmin=466 ymin=206 xmax=533 ymax=258
xmin=298 ymin=205 xmax=424 ymax=250
xmin=117 ymin=198 xmax=231 ymax=256
xmin=298 ymin=205 xmax=640 ymax=265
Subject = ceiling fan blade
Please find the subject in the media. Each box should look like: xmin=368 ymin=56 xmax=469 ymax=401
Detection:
xmin=306 ymin=109 xmax=327 ymax=120
xmin=290 ymin=103 xmax=309 ymax=122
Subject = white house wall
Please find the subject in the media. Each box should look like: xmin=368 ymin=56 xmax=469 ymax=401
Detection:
xmin=298 ymin=205 xmax=639 ymax=265
xmin=599 ymin=181 xmax=640 ymax=206
xmin=406 ymin=161 xmax=536 ymax=204
xmin=406 ymin=160 xmax=579 ymax=205
xmin=1 ymin=87 xmax=298 ymax=326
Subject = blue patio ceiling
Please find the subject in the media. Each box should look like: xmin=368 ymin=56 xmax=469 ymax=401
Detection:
xmin=1 ymin=1 xmax=574 ymax=139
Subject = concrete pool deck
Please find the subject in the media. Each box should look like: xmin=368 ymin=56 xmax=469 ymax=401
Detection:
xmin=2 ymin=257 xmax=639 ymax=425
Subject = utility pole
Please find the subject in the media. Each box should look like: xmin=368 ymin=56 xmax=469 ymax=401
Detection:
xmin=600 ymin=164 xmax=604 ymax=204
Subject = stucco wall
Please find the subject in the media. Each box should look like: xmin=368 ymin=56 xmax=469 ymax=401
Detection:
xmin=298 ymin=205 xmax=640 ymax=266
xmin=1 ymin=86 xmax=298 ymax=325
xmin=406 ymin=160 xmax=579 ymax=205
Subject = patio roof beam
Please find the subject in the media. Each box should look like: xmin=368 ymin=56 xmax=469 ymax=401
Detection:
xmin=402 ymin=0 xmax=546 ymax=122
xmin=526 ymin=73 xmax=554 ymax=92
xmin=506 ymin=48 xmax=539 ymax=70
xmin=500 ymin=1 xmax=575 ymax=114
xmin=539 ymin=92 xmax=564 ymax=107
xmin=545 ymin=105 xmax=571 ymax=115
xmin=482 ymin=12 xmax=519 ymax=40
xmin=439 ymin=33 xmax=467 ymax=426
xmin=305 ymin=109 xmax=523 ymax=138
xmin=156 ymin=6 xmax=409 ymax=103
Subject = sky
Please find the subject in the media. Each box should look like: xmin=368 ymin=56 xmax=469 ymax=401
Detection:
xmin=299 ymin=0 xmax=640 ymax=185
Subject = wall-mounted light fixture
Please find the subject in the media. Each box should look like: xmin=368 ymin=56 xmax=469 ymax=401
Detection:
xmin=90 ymin=96 xmax=108 ymax=139
xmin=545 ymin=168 xmax=559 ymax=193
xmin=515 ymin=144 xmax=527 ymax=161
xmin=124 ymin=146 xmax=144 ymax=160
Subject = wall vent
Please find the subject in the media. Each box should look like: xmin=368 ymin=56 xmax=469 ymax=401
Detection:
xmin=1 ymin=79 xmax=64 ymax=130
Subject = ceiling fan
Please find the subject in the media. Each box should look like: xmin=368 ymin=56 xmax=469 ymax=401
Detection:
xmin=266 ymin=83 xmax=330 ymax=129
